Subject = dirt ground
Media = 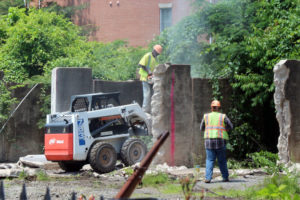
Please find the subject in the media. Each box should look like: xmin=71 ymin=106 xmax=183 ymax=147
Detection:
xmin=0 ymin=164 xmax=269 ymax=200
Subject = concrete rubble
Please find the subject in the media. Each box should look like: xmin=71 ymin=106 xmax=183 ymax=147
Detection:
xmin=0 ymin=155 xmax=59 ymax=178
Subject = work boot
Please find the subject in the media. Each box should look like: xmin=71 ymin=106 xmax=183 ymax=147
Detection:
xmin=222 ymin=178 xmax=229 ymax=182
xmin=204 ymin=179 xmax=211 ymax=183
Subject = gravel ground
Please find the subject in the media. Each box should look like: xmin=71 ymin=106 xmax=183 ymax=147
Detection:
xmin=2 ymin=176 xmax=181 ymax=199
xmin=0 ymin=165 xmax=270 ymax=200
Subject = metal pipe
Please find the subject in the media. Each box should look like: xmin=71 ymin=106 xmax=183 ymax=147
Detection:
xmin=115 ymin=131 xmax=170 ymax=199
xmin=0 ymin=84 xmax=38 ymax=135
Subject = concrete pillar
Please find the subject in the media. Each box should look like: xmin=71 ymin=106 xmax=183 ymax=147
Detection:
xmin=274 ymin=60 xmax=300 ymax=164
xmin=51 ymin=68 xmax=92 ymax=113
xmin=152 ymin=64 xmax=194 ymax=166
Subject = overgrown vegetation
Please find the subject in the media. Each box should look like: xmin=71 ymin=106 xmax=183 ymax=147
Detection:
xmin=0 ymin=6 xmax=148 ymax=131
xmin=216 ymin=171 xmax=300 ymax=200
xmin=228 ymin=151 xmax=283 ymax=175
xmin=154 ymin=0 xmax=300 ymax=159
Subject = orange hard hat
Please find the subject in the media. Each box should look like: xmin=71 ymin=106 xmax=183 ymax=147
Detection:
xmin=153 ymin=44 xmax=163 ymax=54
xmin=211 ymin=100 xmax=221 ymax=107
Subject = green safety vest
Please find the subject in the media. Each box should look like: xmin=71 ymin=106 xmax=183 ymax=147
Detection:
xmin=138 ymin=52 xmax=157 ymax=81
xmin=204 ymin=112 xmax=229 ymax=140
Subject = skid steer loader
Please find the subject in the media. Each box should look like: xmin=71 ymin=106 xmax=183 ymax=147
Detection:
xmin=44 ymin=92 xmax=150 ymax=173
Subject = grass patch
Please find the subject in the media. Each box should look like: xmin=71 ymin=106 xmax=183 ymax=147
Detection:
xmin=131 ymin=193 xmax=155 ymax=198
xmin=141 ymin=172 xmax=182 ymax=195
xmin=122 ymin=167 xmax=134 ymax=176
xmin=215 ymin=187 xmax=257 ymax=199
xmin=18 ymin=170 xmax=28 ymax=180
xmin=36 ymin=170 xmax=49 ymax=181
xmin=142 ymin=172 xmax=171 ymax=187
xmin=159 ymin=183 xmax=182 ymax=195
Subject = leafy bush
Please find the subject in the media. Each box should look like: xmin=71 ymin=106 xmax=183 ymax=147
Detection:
xmin=227 ymin=151 xmax=281 ymax=173
xmin=247 ymin=151 xmax=278 ymax=168
xmin=256 ymin=173 xmax=300 ymax=200
xmin=218 ymin=172 xmax=300 ymax=200
xmin=246 ymin=151 xmax=284 ymax=175
xmin=227 ymin=159 xmax=246 ymax=170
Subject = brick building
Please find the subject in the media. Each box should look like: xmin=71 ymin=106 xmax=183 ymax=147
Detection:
xmin=34 ymin=0 xmax=193 ymax=47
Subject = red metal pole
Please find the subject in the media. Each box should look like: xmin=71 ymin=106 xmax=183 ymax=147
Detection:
xmin=115 ymin=131 xmax=170 ymax=199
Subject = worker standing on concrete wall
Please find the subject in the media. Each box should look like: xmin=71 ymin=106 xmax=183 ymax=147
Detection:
xmin=200 ymin=100 xmax=233 ymax=183
xmin=138 ymin=44 xmax=163 ymax=113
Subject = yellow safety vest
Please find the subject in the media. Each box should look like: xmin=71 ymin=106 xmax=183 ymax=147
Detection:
xmin=204 ymin=112 xmax=229 ymax=140
xmin=138 ymin=52 xmax=157 ymax=81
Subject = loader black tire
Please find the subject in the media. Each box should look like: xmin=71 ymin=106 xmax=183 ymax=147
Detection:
xmin=58 ymin=161 xmax=85 ymax=172
xmin=89 ymin=142 xmax=117 ymax=173
xmin=120 ymin=138 xmax=147 ymax=166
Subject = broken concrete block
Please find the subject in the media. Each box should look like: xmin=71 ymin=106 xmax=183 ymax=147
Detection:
xmin=274 ymin=60 xmax=300 ymax=164
xmin=18 ymin=154 xmax=60 ymax=170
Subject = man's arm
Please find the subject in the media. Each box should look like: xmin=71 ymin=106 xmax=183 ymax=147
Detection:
xmin=138 ymin=64 xmax=151 ymax=75
xmin=224 ymin=116 xmax=233 ymax=131
xmin=200 ymin=117 xmax=205 ymax=131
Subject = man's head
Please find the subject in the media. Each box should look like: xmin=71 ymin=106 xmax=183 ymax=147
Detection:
xmin=152 ymin=44 xmax=163 ymax=57
xmin=211 ymin=100 xmax=221 ymax=111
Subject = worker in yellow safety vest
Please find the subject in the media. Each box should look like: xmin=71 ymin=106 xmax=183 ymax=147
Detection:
xmin=200 ymin=100 xmax=233 ymax=183
xmin=138 ymin=44 xmax=163 ymax=113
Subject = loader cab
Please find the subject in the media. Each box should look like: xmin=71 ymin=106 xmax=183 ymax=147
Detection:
xmin=70 ymin=92 xmax=121 ymax=112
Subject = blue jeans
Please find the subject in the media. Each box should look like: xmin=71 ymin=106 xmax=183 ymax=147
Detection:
xmin=142 ymin=81 xmax=152 ymax=113
xmin=205 ymin=146 xmax=229 ymax=181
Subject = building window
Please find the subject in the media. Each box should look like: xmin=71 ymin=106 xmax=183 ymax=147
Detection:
xmin=159 ymin=3 xmax=172 ymax=32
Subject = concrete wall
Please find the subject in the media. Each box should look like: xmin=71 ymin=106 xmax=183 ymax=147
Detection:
xmin=274 ymin=60 xmax=300 ymax=164
xmin=152 ymin=64 xmax=232 ymax=167
xmin=191 ymin=79 xmax=232 ymax=166
xmin=51 ymin=67 xmax=92 ymax=113
xmin=93 ymin=80 xmax=143 ymax=106
xmin=0 ymin=85 xmax=44 ymax=162
xmin=9 ymin=61 xmax=300 ymax=166
xmin=1 ymin=67 xmax=232 ymax=165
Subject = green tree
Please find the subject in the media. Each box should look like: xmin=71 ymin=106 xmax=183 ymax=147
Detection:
xmin=155 ymin=0 xmax=300 ymax=159
xmin=0 ymin=7 xmax=85 ymax=82
xmin=0 ymin=0 xmax=24 ymax=15
xmin=0 ymin=7 xmax=148 ymax=134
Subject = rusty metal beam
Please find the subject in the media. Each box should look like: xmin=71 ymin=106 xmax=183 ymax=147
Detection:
xmin=115 ymin=131 xmax=170 ymax=199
